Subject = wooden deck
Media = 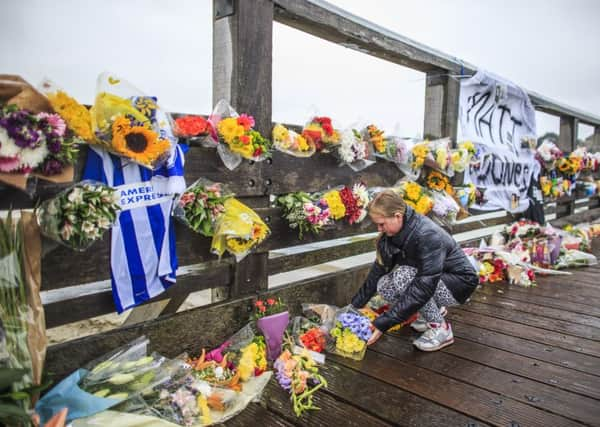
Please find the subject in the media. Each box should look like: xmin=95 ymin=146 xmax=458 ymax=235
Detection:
xmin=229 ymin=246 xmax=600 ymax=427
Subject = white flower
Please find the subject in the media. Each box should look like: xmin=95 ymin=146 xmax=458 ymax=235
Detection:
xmin=67 ymin=187 xmax=84 ymax=204
xmin=81 ymin=221 xmax=96 ymax=235
xmin=18 ymin=139 xmax=49 ymax=169
xmin=97 ymin=216 xmax=111 ymax=229
xmin=352 ymin=183 xmax=369 ymax=207
xmin=0 ymin=127 xmax=20 ymax=158
xmin=338 ymin=130 xmax=357 ymax=163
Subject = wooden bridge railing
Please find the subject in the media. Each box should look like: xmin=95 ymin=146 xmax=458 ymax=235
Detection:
xmin=2 ymin=0 xmax=599 ymax=379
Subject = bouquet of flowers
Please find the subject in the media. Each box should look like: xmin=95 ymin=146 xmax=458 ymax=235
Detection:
xmin=42 ymin=80 xmax=94 ymax=142
xmin=173 ymin=115 xmax=213 ymax=143
xmin=458 ymin=141 xmax=477 ymax=162
xmin=536 ymin=140 xmax=563 ymax=171
xmin=276 ymin=192 xmax=331 ymax=238
xmin=322 ymin=183 xmax=370 ymax=225
xmin=251 ymin=297 xmax=286 ymax=320
xmin=424 ymin=138 xmax=453 ymax=175
xmin=274 ymin=343 xmax=327 ymax=417
xmin=425 ymin=170 xmax=455 ymax=196
xmin=397 ymin=180 xmax=434 ymax=215
xmin=36 ymin=181 xmax=120 ymax=251
xmin=329 ymin=306 xmax=372 ymax=361
xmin=384 ymin=136 xmax=410 ymax=166
xmin=477 ymin=255 xmax=507 ymax=284
xmin=572 ymin=147 xmax=598 ymax=172
xmin=209 ymin=100 xmax=272 ymax=170
xmin=410 ymin=141 xmax=430 ymax=174
xmin=301 ymin=116 xmax=340 ymax=152
xmin=173 ymin=178 xmax=233 ymax=236
xmin=211 ymin=198 xmax=270 ymax=261
xmin=272 ymin=124 xmax=315 ymax=157
xmin=505 ymin=219 xmax=543 ymax=240
xmin=454 ymin=184 xmax=477 ymax=208
xmin=429 ymin=190 xmax=460 ymax=226
xmin=557 ymin=152 xmax=583 ymax=177
xmin=336 ymin=128 xmax=375 ymax=171
xmin=292 ymin=317 xmax=327 ymax=353
xmin=363 ymin=124 xmax=387 ymax=154
xmin=88 ymin=72 xmax=175 ymax=169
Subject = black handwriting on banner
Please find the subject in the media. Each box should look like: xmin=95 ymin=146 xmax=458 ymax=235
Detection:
xmin=471 ymin=152 xmax=531 ymax=193
xmin=465 ymin=91 xmax=523 ymax=154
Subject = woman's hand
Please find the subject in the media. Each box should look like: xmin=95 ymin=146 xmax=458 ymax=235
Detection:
xmin=367 ymin=328 xmax=383 ymax=346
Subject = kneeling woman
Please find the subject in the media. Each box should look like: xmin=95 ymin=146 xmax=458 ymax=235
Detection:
xmin=351 ymin=189 xmax=478 ymax=351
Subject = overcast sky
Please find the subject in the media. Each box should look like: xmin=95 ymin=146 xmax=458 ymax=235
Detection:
xmin=2 ymin=0 xmax=599 ymax=139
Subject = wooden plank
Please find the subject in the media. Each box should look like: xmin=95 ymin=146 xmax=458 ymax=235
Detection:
xmin=448 ymin=309 xmax=600 ymax=358
xmin=332 ymin=345 xmax=581 ymax=427
xmin=483 ymin=280 xmax=600 ymax=308
xmin=476 ymin=283 xmax=600 ymax=318
xmin=450 ymin=319 xmax=600 ymax=377
xmin=265 ymin=153 xmax=402 ymax=195
xmin=558 ymin=116 xmax=578 ymax=153
xmin=458 ymin=300 xmax=600 ymax=342
xmin=318 ymin=359 xmax=489 ymax=426
xmin=45 ymin=264 xmax=366 ymax=380
xmin=371 ymin=334 xmax=600 ymax=426
xmin=268 ymin=237 xmax=375 ymax=275
xmin=223 ymin=402 xmax=294 ymax=427
xmin=263 ymin=380 xmax=392 ymax=426
xmin=231 ymin=252 xmax=268 ymax=297
xmin=469 ymin=292 xmax=600 ymax=329
xmin=423 ymin=73 xmax=459 ymax=141
xmin=44 ymin=265 xmax=231 ymax=328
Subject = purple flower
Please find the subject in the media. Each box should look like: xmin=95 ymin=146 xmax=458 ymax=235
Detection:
xmin=39 ymin=158 xmax=64 ymax=175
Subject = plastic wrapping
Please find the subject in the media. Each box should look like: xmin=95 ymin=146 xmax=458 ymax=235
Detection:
xmin=89 ymin=72 xmax=175 ymax=169
xmin=208 ymin=99 xmax=272 ymax=170
xmin=384 ymin=137 xmax=422 ymax=180
xmin=429 ymin=190 xmax=460 ymax=227
xmin=292 ymin=316 xmax=327 ymax=354
xmin=424 ymin=138 xmax=454 ymax=177
xmin=272 ymin=123 xmax=315 ymax=157
xmin=336 ymin=128 xmax=375 ymax=171
xmin=554 ymin=249 xmax=598 ymax=269
xmin=172 ymin=115 xmax=213 ymax=145
xmin=536 ymin=140 xmax=562 ymax=171
xmin=301 ymin=303 xmax=338 ymax=333
xmin=329 ymin=305 xmax=372 ymax=361
xmin=173 ymin=178 xmax=233 ymax=236
xmin=276 ymin=192 xmax=331 ymax=238
xmin=36 ymin=180 xmax=120 ymax=251
xmin=211 ymin=198 xmax=270 ymax=261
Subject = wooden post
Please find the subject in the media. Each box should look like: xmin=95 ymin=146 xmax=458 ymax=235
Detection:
xmin=213 ymin=0 xmax=273 ymax=297
xmin=558 ymin=116 xmax=578 ymax=216
xmin=423 ymin=72 xmax=460 ymax=143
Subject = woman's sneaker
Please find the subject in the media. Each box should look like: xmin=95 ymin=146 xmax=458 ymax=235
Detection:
xmin=410 ymin=307 xmax=448 ymax=333
xmin=413 ymin=322 xmax=454 ymax=351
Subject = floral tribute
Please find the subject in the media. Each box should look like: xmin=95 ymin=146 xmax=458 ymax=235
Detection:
xmin=36 ymin=181 xmax=120 ymax=251
xmin=173 ymin=178 xmax=233 ymax=236
xmin=274 ymin=343 xmax=327 ymax=417
xmin=211 ymin=198 xmax=270 ymax=261
xmin=397 ymin=181 xmax=434 ymax=215
xmin=89 ymin=74 xmax=175 ymax=169
xmin=329 ymin=308 xmax=372 ymax=361
xmin=301 ymin=116 xmax=340 ymax=152
xmin=410 ymin=141 xmax=430 ymax=172
xmin=173 ymin=115 xmax=213 ymax=139
xmin=216 ymin=114 xmax=271 ymax=160
xmin=251 ymin=297 xmax=286 ymax=320
xmin=556 ymin=153 xmax=583 ymax=176
xmin=45 ymin=89 xmax=94 ymax=142
xmin=277 ymin=192 xmax=331 ymax=239
xmin=363 ymin=124 xmax=387 ymax=154
xmin=336 ymin=128 xmax=373 ymax=169
xmin=0 ymin=104 xmax=79 ymax=177
xmin=272 ymin=124 xmax=315 ymax=157
xmin=536 ymin=140 xmax=563 ymax=171
xmin=293 ymin=317 xmax=327 ymax=353
xmin=425 ymin=170 xmax=455 ymax=195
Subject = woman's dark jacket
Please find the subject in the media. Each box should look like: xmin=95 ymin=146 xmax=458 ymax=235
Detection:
xmin=351 ymin=206 xmax=478 ymax=332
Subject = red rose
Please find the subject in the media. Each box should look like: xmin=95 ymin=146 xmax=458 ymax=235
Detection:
xmin=266 ymin=298 xmax=275 ymax=305
xmin=255 ymin=300 xmax=264 ymax=307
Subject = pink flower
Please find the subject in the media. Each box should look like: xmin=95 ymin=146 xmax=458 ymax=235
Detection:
xmin=38 ymin=112 xmax=67 ymax=136
xmin=0 ymin=156 xmax=20 ymax=172
xmin=237 ymin=114 xmax=255 ymax=131
xmin=178 ymin=192 xmax=196 ymax=206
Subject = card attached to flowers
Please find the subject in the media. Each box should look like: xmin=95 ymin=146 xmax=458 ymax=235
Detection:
xmin=173 ymin=178 xmax=233 ymax=237
xmin=0 ymin=76 xmax=80 ymax=191
xmin=88 ymin=72 xmax=176 ymax=170
xmin=208 ymin=99 xmax=272 ymax=170
xmin=35 ymin=180 xmax=120 ymax=251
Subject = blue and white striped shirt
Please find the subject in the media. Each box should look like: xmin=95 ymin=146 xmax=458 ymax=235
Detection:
xmin=83 ymin=144 xmax=187 ymax=313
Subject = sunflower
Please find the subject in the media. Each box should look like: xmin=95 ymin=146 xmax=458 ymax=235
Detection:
xmin=112 ymin=120 xmax=170 ymax=167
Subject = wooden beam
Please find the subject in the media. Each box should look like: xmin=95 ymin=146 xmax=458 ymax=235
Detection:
xmin=423 ymin=73 xmax=460 ymax=141
xmin=558 ymin=116 xmax=578 ymax=153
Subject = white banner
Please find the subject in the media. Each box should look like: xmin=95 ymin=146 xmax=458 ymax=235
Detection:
xmin=115 ymin=178 xmax=178 ymax=210
xmin=460 ymin=71 xmax=538 ymax=212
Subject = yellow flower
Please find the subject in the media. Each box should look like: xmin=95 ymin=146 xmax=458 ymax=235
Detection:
xmin=323 ymin=190 xmax=346 ymax=220
xmin=218 ymin=117 xmax=244 ymax=144
xmin=111 ymin=118 xmax=170 ymax=167
xmin=272 ymin=124 xmax=289 ymax=143
xmin=435 ymin=148 xmax=448 ymax=170
xmin=404 ymin=182 xmax=422 ymax=202
xmin=230 ymin=141 xmax=255 ymax=158
xmin=459 ymin=140 xmax=476 ymax=157
xmin=47 ymin=90 xmax=94 ymax=141
xmin=134 ymin=97 xmax=158 ymax=117
xmin=295 ymin=135 xmax=310 ymax=151
xmin=416 ymin=196 xmax=433 ymax=215
xmin=405 ymin=199 xmax=417 ymax=210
